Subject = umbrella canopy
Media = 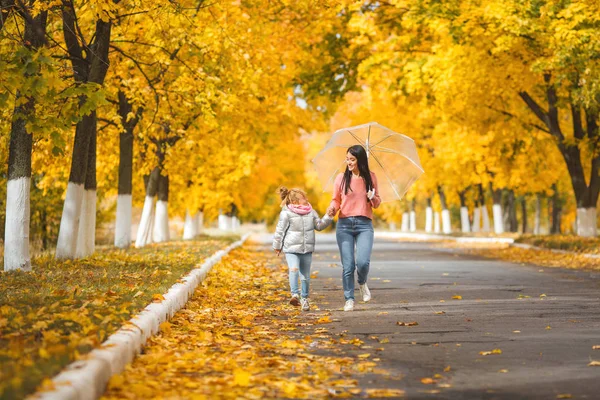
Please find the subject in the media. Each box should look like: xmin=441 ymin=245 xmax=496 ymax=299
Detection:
xmin=311 ymin=122 xmax=424 ymax=202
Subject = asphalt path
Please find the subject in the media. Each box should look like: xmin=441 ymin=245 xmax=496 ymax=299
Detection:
xmin=257 ymin=233 xmax=600 ymax=399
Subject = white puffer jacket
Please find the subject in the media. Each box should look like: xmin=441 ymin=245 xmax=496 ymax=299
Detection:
xmin=272 ymin=206 xmax=332 ymax=254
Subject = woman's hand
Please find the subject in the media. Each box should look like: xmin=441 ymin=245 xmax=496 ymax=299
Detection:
xmin=326 ymin=206 xmax=336 ymax=217
xmin=367 ymin=188 xmax=376 ymax=200
xmin=274 ymin=249 xmax=281 ymax=256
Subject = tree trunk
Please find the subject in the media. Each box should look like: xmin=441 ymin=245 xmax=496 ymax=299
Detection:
xmin=478 ymin=184 xmax=490 ymax=232
xmin=519 ymin=79 xmax=599 ymax=236
xmin=438 ymin=186 xmax=451 ymax=234
xmin=491 ymin=184 xmax=504 ymax=234
xmin=534 ymin=194 xmax=541 ymax=234
xmin=401 ymin=211 xmax=409 ymax=232
xmin=114 ymin=91 xmax=141 ymax=248
xmin=135 ymin=168 xmax=160 ymax=248
xmin=472 ymin=200 xmax=481 ymax=233
xmin=409 ymin=198 xmax=416 ymax=232
xmin=4 ymin=6 xmax=47 ymax=271
xmin=183 ymin=209 xmax=196 ymax=239
xmin=75 ymin=129 xmax=97 ymax=258
xmin=153 ymin=173 xmax=170 ymax=242
xmin=551 ymin=184 xmax=562 ymax=234
xmin=503 ymin=190 xmax=517 ymax=232
xmin=425 ymin=197 xmax=433 ymax=233
xmin=459 ymin=190 xmax=470 ymax=233
xmin=56 ymin=8 xmax=113 ymax=258
xmin=521 ymin=196 xmax=528 ymax=234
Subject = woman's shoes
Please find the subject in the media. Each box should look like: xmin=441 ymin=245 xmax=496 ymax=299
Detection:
xmin=344 ymin=299 xmax=354 ymax=311
xmin=289 ymin=294 xmax=300 ymax=306
xmin=301 ymin=298 xmax=310 ymax=311
xmin=359 ymin=283 xmax=371 ymax=302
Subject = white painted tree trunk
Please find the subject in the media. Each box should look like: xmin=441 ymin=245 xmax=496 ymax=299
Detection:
xmin=434 ymin=212 xmax=441 ymax=233
xmin=389 ymin=222 xmax=397 ymax=231
xmin=56 ymin=182 xmax=85 ymax=259
xmin=195 ymin=211 xmax=203 ymax=234
xmin=114 ymin=194 xmax=132 ymax=248
xmin=183 ymin=209 xmax=195 ymax=240
xmin=218 ymin=213 xmax=228 ymax=230
xmin=153 ymin=200 xmax=169 ymax=242
xmin=4 ymin=178 xmax=31 ymax=271
xmin=482 ymin=206 xmax=491 ymax=233
xmin=442 ymin=209 xmax=451 ymax=234
xmin=75 ymin=189 xmax=96 ymax=258
xmin=460 ymin=206 xmax=470 ymax=233
xmin=576 ymin=208 xmax=597 ymax=237
xmin=409 ymin=211 xmax=417 ymax=232
xmin=472 ymin=207 xmax=481 ymax=232
xmin=401 ymin=212 xmax=409 ymax=232
xmin=425 ymin=207 xmax=433 ymax=233
xmin=232 ymin=216 xmax=240 ymax=231
xmin=135 ymin=196 xmax=155 ymax=248
xmin=492 ymin=204 xmax=504 ymax=234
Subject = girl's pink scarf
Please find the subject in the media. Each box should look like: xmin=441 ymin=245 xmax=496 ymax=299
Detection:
xmin=288 ymin=203 xmax=313 ymax=215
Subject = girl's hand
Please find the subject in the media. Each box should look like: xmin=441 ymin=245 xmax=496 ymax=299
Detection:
xmin=326 ymin=206 xmax=336 ymax=217
xmin=274 ymin=249 xmax=281 ymax=256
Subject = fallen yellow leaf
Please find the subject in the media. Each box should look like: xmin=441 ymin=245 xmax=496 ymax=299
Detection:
xmin=588 ymin=361 xmax=600 ymax=366
xmin=365 ymin=388 xmax=405 ymax=397
xmin=396 ymin=321 xmax=418 ymax=326
xmin=452 ymin=295 xmax=462 ymax=300
xmin=479 ymin=349 xmax=502 ymax=356
xmin=233 ymin=369 xmax=251 ymax=387
xmin=420 ymin=377 xmax=435 ymax=384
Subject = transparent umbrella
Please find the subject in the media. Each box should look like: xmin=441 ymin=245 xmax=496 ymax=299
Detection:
xmin=311 ymin=122 xmax=424 ymax=202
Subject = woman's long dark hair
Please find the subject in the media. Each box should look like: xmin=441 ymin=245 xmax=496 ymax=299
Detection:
xmin=342 ymin=145 xmax=373 ymax=195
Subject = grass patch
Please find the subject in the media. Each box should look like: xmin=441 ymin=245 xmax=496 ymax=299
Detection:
xmin=515 ymin=234 xmax=600 ymax=254
xmin=0 ymin=235 xmax=238 ymax=399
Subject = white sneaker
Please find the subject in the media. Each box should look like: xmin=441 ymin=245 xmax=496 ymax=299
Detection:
xmin=344 ymin=299 xmax=354 ymax=312
xmin=301 ymin=298 xmax=310 ymax=311
xmin=289 ymin=294 xmax=300 ymax=307
xmin=359 ymin=283 xmax=371 ymax=302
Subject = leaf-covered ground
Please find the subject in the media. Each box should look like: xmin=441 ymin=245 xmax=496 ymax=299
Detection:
xmin=463 ymin=245 xmax=600 ymax=271
xmin=102 ymin=246 xmax=404 ymax=399
xmin=515 ymin=234 xmax=600 ymax=254
xmin=0 ymin=235 xmax=237 ymax=400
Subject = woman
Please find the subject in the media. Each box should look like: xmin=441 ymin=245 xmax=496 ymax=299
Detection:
xmin=327 ymin=144 xmax=381 ymax=311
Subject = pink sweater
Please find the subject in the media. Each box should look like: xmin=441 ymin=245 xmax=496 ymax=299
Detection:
xmin=329 ymin=172 xmax=381 ymax=219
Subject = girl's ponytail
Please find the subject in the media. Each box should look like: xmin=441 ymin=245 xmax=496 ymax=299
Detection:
xmin=277 ymin=186 xmax=289 ymax=202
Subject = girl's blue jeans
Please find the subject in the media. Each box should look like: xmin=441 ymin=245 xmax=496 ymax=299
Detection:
xmin=284 ymin=252 xmax=312 ymax=298
xmin=336 ymin=216 xmax=374 ymax=300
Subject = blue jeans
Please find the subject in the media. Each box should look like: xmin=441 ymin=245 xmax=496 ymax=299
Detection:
xmin=285 ymin=252 xmax=312 ymax=298
xmin=336 ymin=217 xmax=374 ymax=300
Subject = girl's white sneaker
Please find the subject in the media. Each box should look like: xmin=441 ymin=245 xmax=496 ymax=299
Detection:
xmin=301 ymin=298 xmax=310 ymax=311
xmin=290 ymin=294 xmax=300 ymax=307
xmin=359 ymin=283 xmax=371 ymax=302
xmin=344 ymin=299 xmax=354 ymax=311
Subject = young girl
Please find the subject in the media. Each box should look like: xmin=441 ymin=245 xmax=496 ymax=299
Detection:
xmin=273 ymin=186 xmax=331 ymax=311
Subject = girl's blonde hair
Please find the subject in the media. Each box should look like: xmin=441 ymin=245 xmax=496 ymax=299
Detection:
xmin=277 ymin=186 xmax=307 ymax=206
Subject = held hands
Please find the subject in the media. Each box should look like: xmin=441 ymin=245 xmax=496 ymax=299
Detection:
xmin=367 ymin=187 xmax=376 ymax=200
xmin=326 ymin=206 xmax=336 ymax=217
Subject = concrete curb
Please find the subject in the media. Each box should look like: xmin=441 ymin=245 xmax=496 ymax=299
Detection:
xmin=31 ymin=233 xmax=251 ymax=400
xmin=510 ymin=242 xmax=600 ymax=259
xmin=375 ymin=231 xmax=515 ymax=244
